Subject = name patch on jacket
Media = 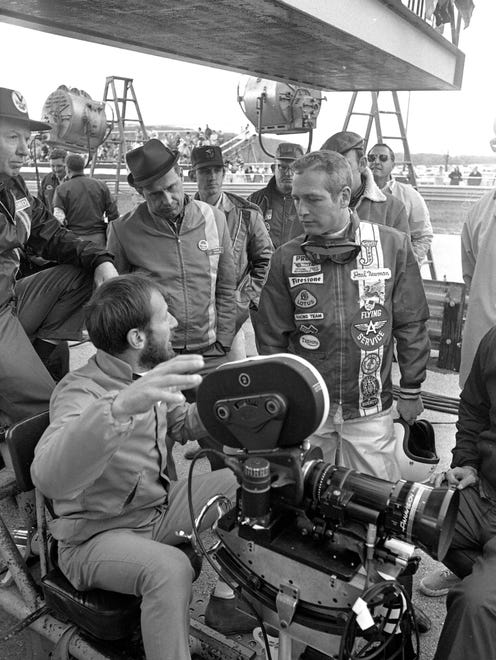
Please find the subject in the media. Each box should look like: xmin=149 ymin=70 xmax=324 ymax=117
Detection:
xmin=292 ymin=255 xmax=321 ymax=274
xmin=350 ymin=268 xmax=391 ymax=281
xmin=288 ymin=274 xmax=324 ymax=288
xmin=15 ymin=197 xmax=30 ymax=212
xmin=198 ymin=239 xmax=223 ymax=255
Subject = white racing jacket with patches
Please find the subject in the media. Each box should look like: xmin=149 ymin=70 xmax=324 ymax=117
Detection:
xmin=254 ymin=214 xmax=430 ymax=421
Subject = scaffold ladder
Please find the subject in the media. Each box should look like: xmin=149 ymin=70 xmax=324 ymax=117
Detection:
xmin=343 ymin=90 xmax=436 ymax=279
xmin=91 ymin=76 xmax=148 ymax=194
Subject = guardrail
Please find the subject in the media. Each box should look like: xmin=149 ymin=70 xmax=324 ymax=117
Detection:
xmin=22 ymin=169 xmax=492 ymax=204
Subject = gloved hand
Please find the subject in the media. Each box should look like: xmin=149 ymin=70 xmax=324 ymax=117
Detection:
xmin=396 ymin=394 xmax=424 ymax=425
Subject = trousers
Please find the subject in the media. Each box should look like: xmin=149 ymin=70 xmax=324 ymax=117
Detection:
xmin=434 ymin=484 xmax=496 ymax=659
xmin=58 ymin=468 xmax=238 ymax=660
xmin=0 ymin=264 xmax=92 ymax=423
xmin=307 ymin=407 xmax=400 ymax=481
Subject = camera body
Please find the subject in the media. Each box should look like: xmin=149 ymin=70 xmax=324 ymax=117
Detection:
xmin=197 ymin=355 xmax=458 ymax=648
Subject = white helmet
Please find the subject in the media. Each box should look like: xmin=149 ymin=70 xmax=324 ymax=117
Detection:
xmin=393 ymin=418 xmax=439 ymax=483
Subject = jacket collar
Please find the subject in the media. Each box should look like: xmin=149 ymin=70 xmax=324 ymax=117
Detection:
xmin=93 ymin=349 xmax=136 ymax=383
xmin=360 ymin=167 xmax=387 ymax=203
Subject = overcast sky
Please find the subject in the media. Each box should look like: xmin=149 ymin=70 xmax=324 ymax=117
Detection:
xmin=1 ymin=2 xmax=495 ymax=156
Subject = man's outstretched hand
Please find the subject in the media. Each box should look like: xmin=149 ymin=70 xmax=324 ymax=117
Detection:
xmin=112 ymin=355 xmax=204 ymax=421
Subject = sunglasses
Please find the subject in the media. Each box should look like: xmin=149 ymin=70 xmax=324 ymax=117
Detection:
xmin=301 ymin=240 xmax=361 ymax=265
xmin=367 ymin=154 xmax=389 ymax=163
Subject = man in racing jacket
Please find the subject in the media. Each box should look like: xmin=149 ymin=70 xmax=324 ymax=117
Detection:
xmin=254 ymin=150 xmax=430 ymax=481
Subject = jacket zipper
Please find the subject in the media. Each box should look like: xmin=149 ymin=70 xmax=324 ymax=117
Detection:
xmin=334 ymin=265 xmax=344 ymax=426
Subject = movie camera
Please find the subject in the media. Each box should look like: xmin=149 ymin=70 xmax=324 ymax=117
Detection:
xmin=195 ymin=355 xmax=459 ymax=658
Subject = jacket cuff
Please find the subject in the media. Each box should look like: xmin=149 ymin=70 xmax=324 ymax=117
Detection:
xmin=398 ymin=386 xmax=422 ymax=400
xmin=93 ymin=254 xmax=115 ymax=269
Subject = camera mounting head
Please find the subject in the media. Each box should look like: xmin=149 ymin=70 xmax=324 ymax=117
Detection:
xmin=196 ymin=354 xmax=329 ymax=451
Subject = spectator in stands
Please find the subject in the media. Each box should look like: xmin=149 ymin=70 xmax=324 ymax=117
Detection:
xmin=39 ymin=147 xmax=67 ymax=212
xmin=248 ymin=142 xmax=304 ymax=249
xmin=0 ymin=86 xmax=117 ymax=424
xmin=254 ymin=150 xmax=429 ymax=478
xmin=107 ymin=139 xmax=236 ymax=373
xmin=31 ymin=274 xmax=254 ymax=660
xmin=459 ymin=188 xmax=496 ymax=386
xmin=53 ymin=154 xmax=119 ymax=248
xmin=191 ymin=145 xmax=272 ymax=360
xmin=368 ymin=142 xmax=433 ymax=264
xmin=320 ymin=132 xmax=410 ymax=236
xmin=449 ymin=166 xmax=463 ymax=185
xmin=467 ymin=166 xmax=482 ymax=186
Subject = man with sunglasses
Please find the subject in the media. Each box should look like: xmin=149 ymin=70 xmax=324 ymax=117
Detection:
xmin=254 ymin=150 xmax=429 ymax=481
xmin=320 ymin=131 xmax=409 ymax=237
xmin=368 ymin=143 xmax=433 ymax=264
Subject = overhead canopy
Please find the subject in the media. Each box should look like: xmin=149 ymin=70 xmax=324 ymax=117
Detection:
xmin=0 ymin=0 xmax=464 ymax=91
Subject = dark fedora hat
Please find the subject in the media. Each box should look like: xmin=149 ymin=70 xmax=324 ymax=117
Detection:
xmin=0 ymin=87 xmax=52 ymax=132
xmin=126 ymin=139 xmax=180 ymax=188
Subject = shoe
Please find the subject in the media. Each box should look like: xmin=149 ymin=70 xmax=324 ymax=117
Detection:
xmin=204 ymin=593 xmax=257 ymax=635
xmin=419 ymin=567 xmax=460 ymax=597
xmin=413 ymin=605 xmax=431 ymax=634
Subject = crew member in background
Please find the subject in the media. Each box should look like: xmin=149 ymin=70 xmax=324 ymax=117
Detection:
xmin=459 ymin=188 xmax=496 ymax=387
xmin=0 ymin=87 xmax=117 ymax=425
xmin=367 ymin=142 xmax=433 ymax=264
xmin=53 ymin=154 xmax=119 ymax=247
xmin=254 ymin=150 xmax=429 ymax=480
xmin=191 ymin=144 xmax=272 ymax=360
xmin=39 ymin=147 xmax=67 ymax=212
xmin=107 ymin=139 xmax=236 ymax=373
xmin=320 ymin=132 xmax=410 ymax=235
xmin=248 ymin=142 xmax=304 ymax=248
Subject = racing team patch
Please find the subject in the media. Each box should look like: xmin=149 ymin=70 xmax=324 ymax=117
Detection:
xmin=288 ymin=273 xmax=323 ymax=288
xmin=351 ymin=304 xmax=390 ymax=351
xmin=294 ymin=290 xmax=317 ymax=308
xmin=15 ymin=197 xmax=30 ymax=212
xmin=294 ymin=312 xmax=324 ymax=321
xmin=292 ymin=254 xmax=321 ymax=274
xmin=299 ymin=334 xmax=320 ymax=350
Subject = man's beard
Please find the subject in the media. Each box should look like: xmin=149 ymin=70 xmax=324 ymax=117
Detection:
xmin=138 ymin=330 xmax=176 ymax=370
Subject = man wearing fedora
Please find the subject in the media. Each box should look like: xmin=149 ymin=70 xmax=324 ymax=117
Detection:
xmin=320 ymin=131 xmax=409 ymax=236
xmin=0 ymin=87 xmax=117 ymax=427
xmin=190 ymin=144 xmax=272 ymax=360
xmin=248 ymin=142 xmax=305 ymax=249
xmin=107 ymin=139 xmax=236 ymax=370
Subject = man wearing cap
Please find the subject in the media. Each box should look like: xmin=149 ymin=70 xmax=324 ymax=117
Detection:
xmin=321 ymin=131 xmax=409 ymax=236
xmin=190 ymin=144 xmax=272 ymax=360
xmin=53 ymin=153 xmax=119 ymax=248
xmin=107 ymin=139 xmax=236 ymax=369
xmin=367 ymin=142 xmax=433 ymax=264
xmin=0 ymin=87 xmax=117 ymax=426
xmin=248 ymin=142 xmax=304 ymax=249
xmin=39 ymin=147 xmax=67 ymax=212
